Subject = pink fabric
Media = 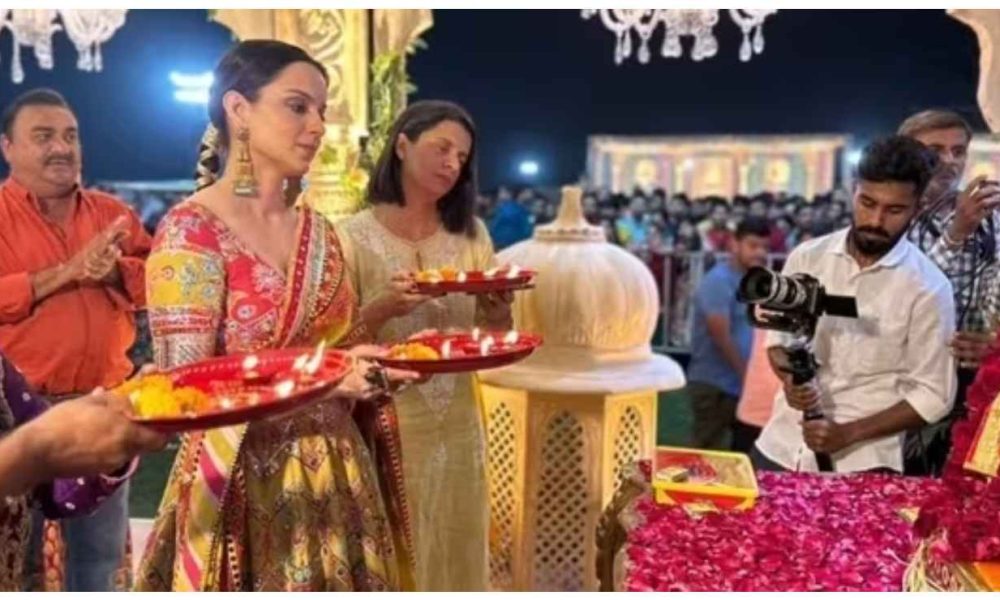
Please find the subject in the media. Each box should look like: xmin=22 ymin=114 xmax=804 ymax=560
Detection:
xmin=736 ymin=328 xmax=781 ymax=427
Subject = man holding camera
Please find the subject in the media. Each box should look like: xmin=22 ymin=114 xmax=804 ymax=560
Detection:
xmin=752 ymin=136 xmax=957 ymax=473
xmin=901 ymin=109 xmax=1000 ymax=475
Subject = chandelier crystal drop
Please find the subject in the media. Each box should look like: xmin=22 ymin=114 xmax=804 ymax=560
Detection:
xmin=0 ymin=9 xmax=128 ymax=83
xmin=582 ymin=9 xmax=777 ymax=65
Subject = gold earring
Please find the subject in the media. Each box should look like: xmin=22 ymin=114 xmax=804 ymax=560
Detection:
xmin=233 ymin=127 xmax=258 ymax=197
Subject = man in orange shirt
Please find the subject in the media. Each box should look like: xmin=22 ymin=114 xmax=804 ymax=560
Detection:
xmin=0 ymin=88 xmax=151 ymax=591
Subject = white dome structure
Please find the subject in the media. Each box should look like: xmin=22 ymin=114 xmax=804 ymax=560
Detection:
xmin=479 ymin=185 xmax=684 ymax=394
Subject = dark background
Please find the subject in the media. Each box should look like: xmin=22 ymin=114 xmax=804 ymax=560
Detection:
xmin=0 ymin=9 xmax=983 ymax=189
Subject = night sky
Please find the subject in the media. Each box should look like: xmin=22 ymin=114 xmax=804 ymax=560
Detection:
xmin=0 ymin=9 xmax=985 ymax=190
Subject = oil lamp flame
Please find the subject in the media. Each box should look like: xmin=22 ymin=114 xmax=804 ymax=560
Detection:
xmin=274 ymin=379 xmax=296 ymax=398
xmin=304 ymin=341 xmax=326 ymax=375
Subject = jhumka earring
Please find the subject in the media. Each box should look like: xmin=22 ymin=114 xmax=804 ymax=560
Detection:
xmin=233 ymin=127 xmax=258 ymax=197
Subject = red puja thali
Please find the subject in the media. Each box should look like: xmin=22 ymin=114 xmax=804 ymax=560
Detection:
xmin=376 ymin=329 xmax=542 ymax=374
xmin=412 ymin=265 xmax=536 ymax=295
xmin=121 ymin=346 xmax=352 ymax=433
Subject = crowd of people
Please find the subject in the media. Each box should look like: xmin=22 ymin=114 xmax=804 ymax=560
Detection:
xmin=476 ymin=183 xmax=855 ymax=352
xmin=477 ymin=182 xmax=855 ymax=258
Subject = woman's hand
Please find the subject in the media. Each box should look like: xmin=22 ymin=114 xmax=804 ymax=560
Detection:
xmin=360 ymin=271 xmax=435 ymax=334
xmin=407 ymin=328 xmax=440 ymax=341
xmin=478 ymin=290 xmax=514 ymax=329
xmin=334 ymin=345 xmax=422 ymax=402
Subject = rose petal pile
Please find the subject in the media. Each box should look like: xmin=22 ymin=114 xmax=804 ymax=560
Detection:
xmin=625 ymin=472 xmax=942 ymax=591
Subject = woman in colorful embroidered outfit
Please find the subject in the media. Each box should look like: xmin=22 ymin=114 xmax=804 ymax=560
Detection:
xmin=335 ymin=101 xmax=512 ymax=590
xmin=135 ymin=40 xmax=415 ymax=591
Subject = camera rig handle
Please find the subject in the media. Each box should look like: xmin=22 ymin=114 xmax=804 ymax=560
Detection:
xmin=783 ymin=345 xmax=834 ymax=472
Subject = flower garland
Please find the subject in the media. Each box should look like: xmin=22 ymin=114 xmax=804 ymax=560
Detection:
xmin=914 ymin=356 xmax=1000 ymax=563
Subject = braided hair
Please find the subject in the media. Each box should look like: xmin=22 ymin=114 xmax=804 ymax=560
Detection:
xmin=194 ymin=124 xmax=222 ymax=191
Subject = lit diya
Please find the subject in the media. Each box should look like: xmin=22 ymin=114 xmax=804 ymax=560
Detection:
xmin=411 ymin=264 xmax=536 ymax=295
xmin=377 ymin=329 xmax=542 ymax=374
xmin=121 ymin=343 xmax=351 ymax=433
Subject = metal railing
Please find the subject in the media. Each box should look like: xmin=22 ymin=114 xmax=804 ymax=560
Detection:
xmin=652 ymin=251 xmax=788 ymax=354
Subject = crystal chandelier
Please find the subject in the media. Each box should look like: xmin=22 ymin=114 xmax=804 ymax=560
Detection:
xmin=582 ymin=9 xmax=777 ymax=64
xmin=0 ymin=9 xmax=128 ymax=84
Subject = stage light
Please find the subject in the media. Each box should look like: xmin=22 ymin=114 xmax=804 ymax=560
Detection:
xmin=519 ymin=160 xmax=540 ymax=177
xmin=846 ymin=149 xmax=862 ymax=166
xmin=173 ymin=89 xmax=210 ymax=104
xmin=171 ymin=71 xmax=213 ymax=105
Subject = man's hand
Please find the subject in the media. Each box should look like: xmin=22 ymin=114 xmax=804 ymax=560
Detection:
xmin=949 ymin=175 xmax=1000 ymax=242
xmin=768 ymin=347 xmax=823 ymax=412
xmin=784 ymin=379 xmax=822 ymax=412
xmin=81 ymin=244 xmax=123 ymax=283
xmin=802 ymin=418 xmax=855 ymax=454
xmin=24 ymin=390 xmax=168 ymax=481
xmin=949 ymin=329 xmax=997 ymax=368
xmin=28 ymin=216 xmax=131 ymax=303
xmin=65 ymin=216 xmax=130 ymax=284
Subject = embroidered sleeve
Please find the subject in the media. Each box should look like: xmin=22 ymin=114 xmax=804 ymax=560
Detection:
xmin=146 ymin=208 xmax=226 ymax=369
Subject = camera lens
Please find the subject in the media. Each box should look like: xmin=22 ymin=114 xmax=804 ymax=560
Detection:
xmin=738 ymin=267 xmax=809 ymax=311
xmin=738 ymin=267 xmax=777 ymax=303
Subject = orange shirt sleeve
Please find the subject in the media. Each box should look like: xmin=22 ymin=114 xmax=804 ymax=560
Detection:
xmin=99 ymin=196 xmax=151 ymax=309
xmin=116 ymin=207 xmax=151 ymax=307
xmin=0 ymin=271 xmax=34 ymax=324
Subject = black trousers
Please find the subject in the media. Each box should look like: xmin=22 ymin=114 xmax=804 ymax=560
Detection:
xmin=731 ymin=420 xmax=762 ymax=454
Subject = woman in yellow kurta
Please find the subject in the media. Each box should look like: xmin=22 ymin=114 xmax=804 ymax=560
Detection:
xmin=336 ymin=101 xmax=513 ymax=591
xmin=135 ymin=41 xmax=414 ymax=591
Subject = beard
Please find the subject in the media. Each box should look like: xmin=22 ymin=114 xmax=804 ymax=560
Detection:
xmin=925 ymin=163 xmax=963 ymax=204
xmin=849 ymin=225 xmax=907 ymax=258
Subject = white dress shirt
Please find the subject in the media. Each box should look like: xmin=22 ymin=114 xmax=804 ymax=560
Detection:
xmin=756 ymin=227 xmax=957 ymax=473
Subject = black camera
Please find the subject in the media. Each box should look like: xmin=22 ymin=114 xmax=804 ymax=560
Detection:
xmin=736 ymin=267 xmax=858 ymax=339
xmin=736 ymin=266 xmax=859 ymax=472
